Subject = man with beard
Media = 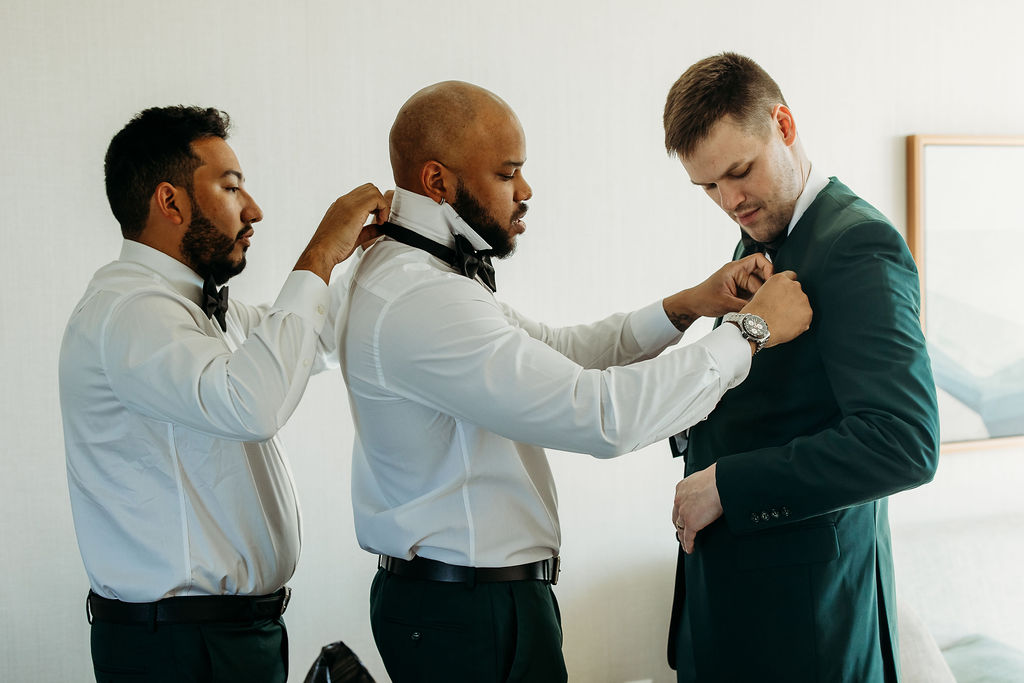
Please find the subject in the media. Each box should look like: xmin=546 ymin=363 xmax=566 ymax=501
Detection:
xmin=59 ymin=106 xmax=389 ymax=682
xmin=664 ymin=54 xmax=939 ymax=681
xmin=339 ymin=81 xmax=813 ymax=682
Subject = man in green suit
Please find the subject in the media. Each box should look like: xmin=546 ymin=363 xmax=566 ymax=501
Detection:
xmin=663 ymin=53 xmax=940 ymax=682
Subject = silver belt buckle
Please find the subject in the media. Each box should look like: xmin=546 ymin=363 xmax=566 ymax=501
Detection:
xmin=279 ymin=586 xmax=292 ymax=617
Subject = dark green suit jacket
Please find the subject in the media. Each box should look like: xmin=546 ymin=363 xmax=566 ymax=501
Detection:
xmin=667 ymin=179 xmax=939 ymax=682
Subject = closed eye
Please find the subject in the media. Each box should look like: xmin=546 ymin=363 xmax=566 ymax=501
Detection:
xmin=730 ymin=166 xmax=751 ymax=179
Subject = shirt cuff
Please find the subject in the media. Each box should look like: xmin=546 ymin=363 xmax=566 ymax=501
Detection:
xmin=274 ymin=270 xmax=331 ymax=333
xmin=695 ymin=324 xmax=752 ymax=390
xmin=630 ymin=300 xmax=685 ymax=351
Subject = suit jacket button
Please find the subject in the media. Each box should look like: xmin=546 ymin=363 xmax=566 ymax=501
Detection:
xmin=771 ymin=509 xmax=780 ymax=519
xmin=760 ymin=511 xmax=770 ymax=521
xmin=782 ymin=507 xmax=791 ymax=517
xmin=751 ymin=513 xmax=760 ymax=524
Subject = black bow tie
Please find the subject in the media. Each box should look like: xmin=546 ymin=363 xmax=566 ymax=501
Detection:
xmin=202 ymin=276 xmax=229 ymax=331
xmin=379 ymin=222 xmax=497 ymax=293
xmin=740 ymin=230 xmax=787 ymax=261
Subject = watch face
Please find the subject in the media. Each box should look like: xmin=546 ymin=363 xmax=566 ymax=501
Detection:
xmin=742 ymin=315 xmax=768 ymax=340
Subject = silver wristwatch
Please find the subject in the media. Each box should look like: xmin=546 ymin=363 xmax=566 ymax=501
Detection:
xmin=722 ymin=312 xmax=770 ymax=353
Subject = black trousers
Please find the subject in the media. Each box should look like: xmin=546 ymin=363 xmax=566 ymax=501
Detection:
xmin=90 ymin=616 xmax=287 ymax=682
xmin=370 ymin=567 xmax=567 ymax=683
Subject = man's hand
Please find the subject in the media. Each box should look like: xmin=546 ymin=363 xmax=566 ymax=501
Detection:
xmin=662 ymin=254 xmax=774 ymax=332
xmin=739 ymin=271 xmax=812 ymax=347
xmin=672 ymin=463 xmax=723 ymax=554
xmin=294 ymin=184 xmax=392 ymax=283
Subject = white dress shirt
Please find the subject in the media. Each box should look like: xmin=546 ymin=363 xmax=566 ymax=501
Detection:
xmin=786 ymin=163 xmax=830 ymax=237
xmin=60 ymin=240 xmax=338 ymax=602
xmin=340 ymin=188 xmax=752 ymax=568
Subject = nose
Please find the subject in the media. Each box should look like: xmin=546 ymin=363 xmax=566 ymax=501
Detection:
xmin=717 ymin=180 xmax=743 ymax=212
xmin=708 ymin=180 xmax=741 ymax=211
xmin=515 ymin=174 xmax=532 ymax=202
xmin=242 ymin=191 xmax=263 ymax=224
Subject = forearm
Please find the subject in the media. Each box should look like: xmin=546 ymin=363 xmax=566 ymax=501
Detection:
xmin=382 ymin=295 xmax=751 ymax=458
xmin=106 ymin=272 xmax=330 ymax=440
xmin=505 ymin=299 xmax=683 ymax=370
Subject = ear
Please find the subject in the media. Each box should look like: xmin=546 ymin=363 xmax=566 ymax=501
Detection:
xmin=420 ymin=161 xmax=455 ymax=204
xmin=773 ymin=104 xmax=797 ymax=147
xmin=152 ymin=181 xmax=189 ymax=226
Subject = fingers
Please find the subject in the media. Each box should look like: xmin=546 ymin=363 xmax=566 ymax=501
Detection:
xmin=737 ymin=253 xmax=774 ymax=281
xmin=741 ymin=270 xmax=813 ymax=347
xmin=347 ymin=183 xmax=389 ymax=226
xmin=682 ymin=528 xmax=696 ymax=554
xmin=373 ymin=189 xmax=394 ymax=225
xmin=356 ymin=224 xmax=381 ymax=249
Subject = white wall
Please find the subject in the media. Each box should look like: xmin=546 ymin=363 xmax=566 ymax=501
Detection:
xmin=3 ymin=1 xmax=1023 ymax=681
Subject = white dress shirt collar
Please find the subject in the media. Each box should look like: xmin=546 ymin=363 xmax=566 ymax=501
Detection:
xmin=389 ymin=187 xmax=492 ymax=252
xmin=786 ymin=163 xmax=830 ymax=236
xmin=120 ymin=239 xmax=204 ymax=304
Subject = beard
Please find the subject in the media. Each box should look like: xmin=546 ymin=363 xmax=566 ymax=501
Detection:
xmin=733 ymin=199 xmax=794 ymax=245
xmin=451 ymin=180 xmax=526 ymax=259
xmin=180 ymin=201 xmax=248 ymax=286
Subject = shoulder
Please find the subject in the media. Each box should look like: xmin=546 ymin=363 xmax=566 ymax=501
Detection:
xmin=805 ymin=180 xmax=909 ymax=258
xmin=352 ymin=238 xmax=497 ymax=308
xmin=87 ymin=263 xmax=206 ymax=332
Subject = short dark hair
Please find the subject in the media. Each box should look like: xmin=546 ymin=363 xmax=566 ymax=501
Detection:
xmin=104 ymin=106 xmax=230 ymax=238
xmin=663 ymin=53 xmax=786 ymax=158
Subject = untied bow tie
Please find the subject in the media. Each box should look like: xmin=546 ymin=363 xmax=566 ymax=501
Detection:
xmin=202 ymin=276 xmax=229 ymax=331
xmin=379 ymin=222 xmax=497 ymax=293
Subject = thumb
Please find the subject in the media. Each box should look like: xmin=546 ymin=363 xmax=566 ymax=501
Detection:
xmin=683 ymin=528 xmax=696 ymax=554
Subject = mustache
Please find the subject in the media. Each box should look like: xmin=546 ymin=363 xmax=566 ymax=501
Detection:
xmin=513 ymin=203 xmax=528 ymax=221
xmin=731 ymin=203 xmax=760 ymax=218
xmin=236 ymin=225 xmax=253 ymax=240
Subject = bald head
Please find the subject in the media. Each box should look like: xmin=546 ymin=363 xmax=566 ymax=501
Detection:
xmin=389 ymin=81 xmax=519 ymax=192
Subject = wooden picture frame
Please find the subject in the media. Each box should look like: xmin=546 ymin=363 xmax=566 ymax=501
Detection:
xmin=906 ymin=135 xmax=1024 ymax=451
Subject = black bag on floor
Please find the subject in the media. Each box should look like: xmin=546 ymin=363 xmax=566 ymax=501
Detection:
xmin=303 ymin=640 xmax=376 ymax=683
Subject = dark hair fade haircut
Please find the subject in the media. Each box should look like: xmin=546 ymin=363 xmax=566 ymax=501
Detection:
xmin=663 ymin=52 xmax=786 ymax=159
xmin=104 ymin=106 xmax=231 ymax=239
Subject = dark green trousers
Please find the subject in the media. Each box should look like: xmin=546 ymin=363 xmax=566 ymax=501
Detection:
xmin=370 ymin=567 xmax=567 ymax=683
xmin=90 ymin=616 xmax=287 ymax=682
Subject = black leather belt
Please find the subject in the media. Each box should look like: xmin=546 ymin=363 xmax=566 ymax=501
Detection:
xmin=379 ymin=555 xmax=560 ymax=585
xmin=86 ymin=587 xmax=291 ymax=625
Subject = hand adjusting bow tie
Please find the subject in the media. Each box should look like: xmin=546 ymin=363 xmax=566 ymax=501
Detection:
xmin=740 ymin=229 xmax=787 ymax=261
xmin=379 ymin=222 xmax=497 ymax=293
xmin=202 ymin=275 xmax=229 ymax=331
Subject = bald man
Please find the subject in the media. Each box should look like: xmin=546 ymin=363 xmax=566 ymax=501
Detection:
xmin=338 ymin=82 xmax=812 ymax=682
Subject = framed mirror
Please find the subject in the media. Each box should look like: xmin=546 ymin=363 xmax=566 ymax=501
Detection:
xmin=906 ymin=135 xmax=1024 ymax=450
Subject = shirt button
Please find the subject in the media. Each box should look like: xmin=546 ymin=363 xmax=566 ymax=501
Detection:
xmin=316 ymin=304 xmax=325 ymax=316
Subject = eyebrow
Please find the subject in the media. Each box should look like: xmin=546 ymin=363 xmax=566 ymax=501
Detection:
xmin=221 ymin=170 xmax=244 ymax=182
xmin=502 ymin=160 xmax=525 ymax=168
xmin=690 ymin=159 xmax=748 ymax=186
